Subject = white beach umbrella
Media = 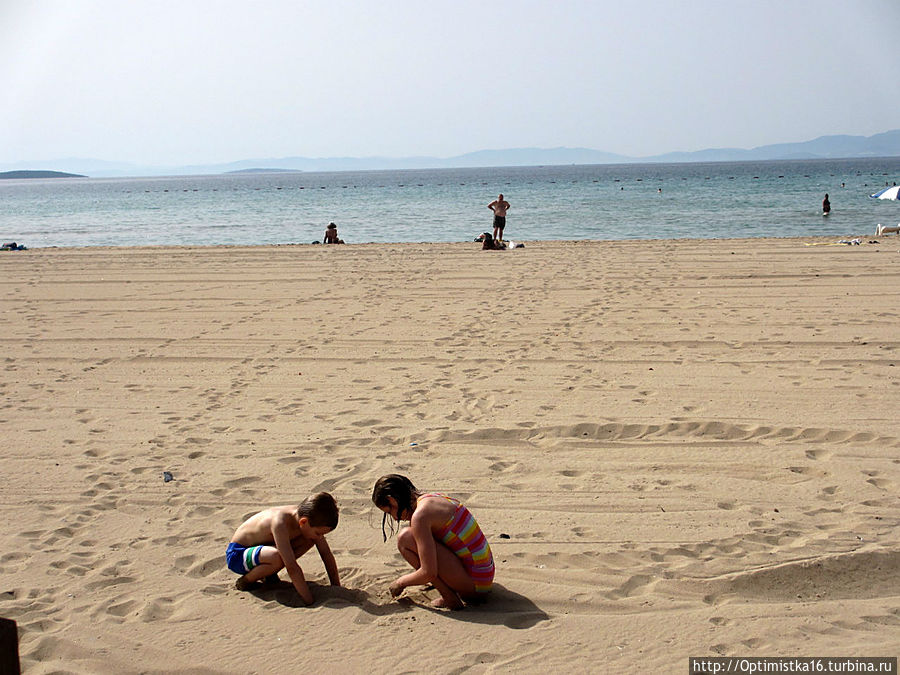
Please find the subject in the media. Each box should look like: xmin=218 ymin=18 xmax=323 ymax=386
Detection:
xmin=870 ymin=185 xmax=900 ymax=200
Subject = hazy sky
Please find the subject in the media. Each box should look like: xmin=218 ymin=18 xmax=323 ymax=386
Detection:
xmin=2 ymin=0 xmax=898 ymax=166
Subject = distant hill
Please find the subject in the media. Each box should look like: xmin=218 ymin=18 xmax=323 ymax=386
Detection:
xmin=3 ymin=130 xmax=899 ymax=177
xmin=443 ymin=147 xmax=631 ymax=167
xmin=225 ymin=168 xmax=304 ymax=174
xmin=0 ymin=170 xmax=86 ymax=179
xmin=646 ymin=130 xmax=900 ymax=163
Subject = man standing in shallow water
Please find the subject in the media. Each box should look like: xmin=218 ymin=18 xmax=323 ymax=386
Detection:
xmin=488 ymin=194 xmax=510 ymax=243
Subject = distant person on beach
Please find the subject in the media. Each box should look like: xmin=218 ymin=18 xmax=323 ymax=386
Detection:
xmin=323 ymin=222 xmax=344 ymax=244
xmin=481 ymin=232 xmax=505 ymax=250
xmin=487 ymin=194 xmax=510 ymax=243
xmin=822 ymin=194 xmax=831 ymax=215
xmin=372 ymin=474 xmax=494 ymax=610
xmin=226 ymin=492 xmax=341 ymax=604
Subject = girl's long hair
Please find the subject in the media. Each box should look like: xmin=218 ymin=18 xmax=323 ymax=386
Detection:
xmin=372 ymin=474 xmax=418 ymax=541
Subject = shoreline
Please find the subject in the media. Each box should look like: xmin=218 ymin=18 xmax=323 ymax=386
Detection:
xmin=2 ymin=237 xmax=898 ymax=672
xmin=6 ymin=231 xmax=894 ymax=252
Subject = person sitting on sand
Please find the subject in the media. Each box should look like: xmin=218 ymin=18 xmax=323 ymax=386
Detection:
xmin=372 ymin=474 xmax=494 ymax=609
xmin=323 ymin=222 xmax=344 ymax=244
xmin=226 ymin=492 xmax=341 ymax=604
xmin=481 ymin=232 xmax=506 ymax=250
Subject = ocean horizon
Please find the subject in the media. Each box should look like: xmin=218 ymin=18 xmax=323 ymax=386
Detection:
xmin=2 ymin=157 xmax=899 ymax=249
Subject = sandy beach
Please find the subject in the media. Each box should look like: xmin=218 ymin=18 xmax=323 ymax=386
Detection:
xmin=1 ymin=237 xmax=898 ymax=674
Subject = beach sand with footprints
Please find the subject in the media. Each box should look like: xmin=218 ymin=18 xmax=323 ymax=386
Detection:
xmin=1 ymin=238 xmax=898 ymax=673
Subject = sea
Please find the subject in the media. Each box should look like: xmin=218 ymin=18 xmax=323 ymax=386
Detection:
xmin=2 ymin=157 xmax=899 ymax=248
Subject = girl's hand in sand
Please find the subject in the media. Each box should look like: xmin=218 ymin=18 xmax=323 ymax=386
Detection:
xmin=389 ymin=580 xmax=405 ymax=597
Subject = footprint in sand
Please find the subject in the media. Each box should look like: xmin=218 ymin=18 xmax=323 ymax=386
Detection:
xmin=140 ymin=596 xmax=177 ymax=622
xmin=866 ymin=476 xmax=891 ymax=490
xmin=104 ymin=598 xmax=140 ymax=618
xmin=607 ymin=574 xmax=655 ymax=599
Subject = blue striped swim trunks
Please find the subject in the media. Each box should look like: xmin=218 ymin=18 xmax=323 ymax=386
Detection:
xmin=226 ymin=542 xmax=264 ymax=574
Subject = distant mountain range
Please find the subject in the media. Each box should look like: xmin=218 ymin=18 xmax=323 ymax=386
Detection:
xmin=4 ymin=130 xmax=899 ymax=178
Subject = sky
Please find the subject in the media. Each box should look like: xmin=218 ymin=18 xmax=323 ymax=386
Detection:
xmin=1 ymin=0 xmax=899 ymax=167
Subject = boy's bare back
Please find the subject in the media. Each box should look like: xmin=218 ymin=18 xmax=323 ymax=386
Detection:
xmin=231 ymin=505 xmax=303 ymax=547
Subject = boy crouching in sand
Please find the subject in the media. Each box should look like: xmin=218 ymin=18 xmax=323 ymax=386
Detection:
xmin=226 ymin=492 xmax=340 ymax=605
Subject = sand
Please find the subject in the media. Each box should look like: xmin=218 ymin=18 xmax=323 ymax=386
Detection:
xmin=1 ymin=237 xmax=898 ymax=674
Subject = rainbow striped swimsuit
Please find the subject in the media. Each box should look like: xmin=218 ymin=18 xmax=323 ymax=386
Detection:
xmin=421 ymin=493 xmax=494 ymax=594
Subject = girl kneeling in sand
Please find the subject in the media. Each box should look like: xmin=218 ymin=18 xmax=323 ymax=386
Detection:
xmin=372 ymin=474 xmax=494 ymax=609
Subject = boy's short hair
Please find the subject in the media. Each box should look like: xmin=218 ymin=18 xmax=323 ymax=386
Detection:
xmin=297 ymin=492 xmax=339 ymax=529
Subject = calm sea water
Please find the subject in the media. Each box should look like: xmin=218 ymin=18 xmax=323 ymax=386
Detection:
xmin=2 ymin=158 xmax=899 ymax=248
